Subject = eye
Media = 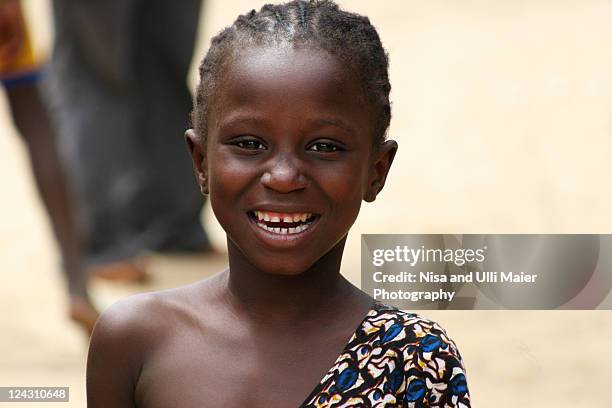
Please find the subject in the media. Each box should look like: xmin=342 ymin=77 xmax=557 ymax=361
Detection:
xmin=233 ymin=138 xmax=266 ymax=150
xmin=308 ymin=141 xmax=342 ymax=153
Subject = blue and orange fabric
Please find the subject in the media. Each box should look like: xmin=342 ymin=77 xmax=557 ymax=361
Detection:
xmin=301 ymin=302 xmax=471 ymax=407
xmin=0 ymin=1 xmax=42 ymax=88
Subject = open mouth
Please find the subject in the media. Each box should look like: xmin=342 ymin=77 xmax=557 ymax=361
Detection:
xmin=248 ymin=210 xmax=320 ymax=235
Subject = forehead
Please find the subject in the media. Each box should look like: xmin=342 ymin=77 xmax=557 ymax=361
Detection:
xmin=211 ymin=46 xmax=374 ymax=133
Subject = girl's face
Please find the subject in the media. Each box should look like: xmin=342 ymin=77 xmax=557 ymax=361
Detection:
xmin=187 ymin=46 xmax=396 ymax=275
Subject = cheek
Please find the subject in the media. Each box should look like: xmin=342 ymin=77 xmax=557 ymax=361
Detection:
xmin=320 ymin=160 xmax=367 ymax=225
xmin=207 ymin=144 xmax=260 ymax=189
xmin=206 ymin=152 xmax=255 ymax=225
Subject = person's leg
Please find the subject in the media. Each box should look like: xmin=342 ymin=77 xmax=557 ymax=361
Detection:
xmin=130 ymin=0 xmax=210 ymax=253
xmin=5 ymin=81 xmax=98 ymax=333
xmin=46 ymin=0 xmax=209 ymax=281
xmin=45 ymin=0 xmax=149 ymax=281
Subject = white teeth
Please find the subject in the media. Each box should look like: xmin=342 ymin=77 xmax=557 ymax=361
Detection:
xmin=253 ymin=211 xmax=315 ymax=226
xmin=256 ymin=222 xmax=312 ymax=235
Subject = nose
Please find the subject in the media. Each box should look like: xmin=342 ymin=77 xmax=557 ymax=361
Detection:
xmin=260 ymin=154 xmax=308 ymax=193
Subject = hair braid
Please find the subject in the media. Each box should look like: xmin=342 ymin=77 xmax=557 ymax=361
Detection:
xmin=297 ymin=2 xmax=307 ymax=26
xmin=193 ymin=0 xmax=391 ymax=146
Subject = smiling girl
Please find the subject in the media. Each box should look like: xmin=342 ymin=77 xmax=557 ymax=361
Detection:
xmin=86 ymin=1 xmax=471 ymax=407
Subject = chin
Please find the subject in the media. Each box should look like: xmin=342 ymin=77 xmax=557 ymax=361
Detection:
xmin=253 ymin=257 xmax=317 ymax=277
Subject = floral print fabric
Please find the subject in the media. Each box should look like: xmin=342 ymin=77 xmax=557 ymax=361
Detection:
xmin=301 ymin=303 xmax=471 ymax=407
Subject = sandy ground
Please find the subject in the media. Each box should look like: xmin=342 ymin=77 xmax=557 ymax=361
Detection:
xmin=2 ymin=1 xmax=612 ymax=407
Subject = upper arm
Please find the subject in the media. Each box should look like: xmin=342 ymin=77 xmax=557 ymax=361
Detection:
xmin=86 ymin=296 xmax=154 ymax=408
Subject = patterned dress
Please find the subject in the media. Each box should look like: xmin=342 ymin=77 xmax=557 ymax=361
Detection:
xmin=301 ymin=303 xmax=471 ymax=407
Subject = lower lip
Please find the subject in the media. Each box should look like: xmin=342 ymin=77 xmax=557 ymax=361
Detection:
xmin=247 ymin=213 xmax=320 ymax=247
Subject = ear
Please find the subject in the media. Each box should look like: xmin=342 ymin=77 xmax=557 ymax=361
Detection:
xmin=184 ymin=129 xmax=209 ymax=195
xmin=364 ymin=140 xmax=398 ymax=202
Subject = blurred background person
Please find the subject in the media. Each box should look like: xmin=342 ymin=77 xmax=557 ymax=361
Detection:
xmin=43 ymin=0 xmax=210 ymax=281
xmin=0 ymin=0 xmax=98 ymax=333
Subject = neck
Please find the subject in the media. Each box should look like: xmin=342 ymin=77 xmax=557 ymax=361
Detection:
xmin=222 ymin=236 xmax=358 ymax=323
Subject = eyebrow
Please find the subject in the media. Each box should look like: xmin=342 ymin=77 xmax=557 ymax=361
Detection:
xmin=218 ymin=115 xmax=355 ymax=133
xmin=315 ymin=118 xmax=355 ymax=133
xmin=218 ymin=116 xmax=264 ymax=128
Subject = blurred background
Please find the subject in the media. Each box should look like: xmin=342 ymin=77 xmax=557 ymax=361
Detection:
xmin=1 ymin=0 xmax=611 ymax=406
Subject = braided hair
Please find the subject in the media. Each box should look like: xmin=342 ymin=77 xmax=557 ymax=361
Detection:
xmin=192 ymin=0 xmax=391 ymax=146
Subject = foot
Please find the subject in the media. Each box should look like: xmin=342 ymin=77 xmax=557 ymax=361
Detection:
xmin=90 ymin=259 xmax=149 ymax=283
xmin=69 ymin=296 xmax=99 ymax=335
xmin=155 ymin=224 xmax=213 ymax=254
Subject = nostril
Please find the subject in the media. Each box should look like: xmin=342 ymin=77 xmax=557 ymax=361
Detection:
xmin=260 ymin=168 xmax=308 ymax=193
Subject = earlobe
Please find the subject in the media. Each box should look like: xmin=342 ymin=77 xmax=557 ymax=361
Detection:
xmin=184 ymin=129 xmax=209 ymax=195
xmin=197 ymin=173 xmax=209 ymax=195
xmin=364 ymin=181 xmax=381 ymax=203
xmin=364 ymin=140 xmax=398 ymax=203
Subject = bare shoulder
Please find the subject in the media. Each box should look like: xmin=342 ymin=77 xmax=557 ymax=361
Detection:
xmin=91 ymin=291 xmax=170 ymax=353
xmin=87 ymin=278 xmax=218 ymax=408
xmin=91 ymin=278 xmax=216 ymax=354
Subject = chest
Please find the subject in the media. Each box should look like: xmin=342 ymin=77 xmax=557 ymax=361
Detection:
xmin=134 ymin=325 xmax=351 ymax=408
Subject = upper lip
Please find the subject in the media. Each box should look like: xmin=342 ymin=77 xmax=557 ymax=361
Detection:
xmin=246 ymin=204 xmax=321 ymax=214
